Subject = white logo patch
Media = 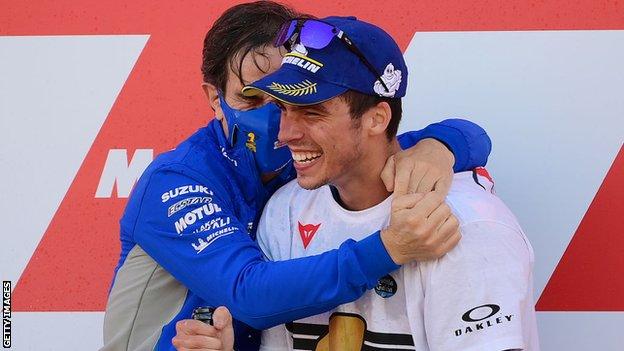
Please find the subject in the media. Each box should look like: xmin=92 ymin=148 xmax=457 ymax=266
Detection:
xmin=192 ymin=226 xmax=238 ymax=253
xmin=293 ymin=43 xmax=308 ymax=56
xmin=221 ymin=147 xmax=238 ymax=167
xmin=168 ymin=196 xmax=212 ymax=217
xmin=281 ymin=44 xmax=324 ymax=74
xmin=374 ymin=63 xmax=402 ymax=97
xmin=192 ymin=217 xmax=232 ymax=234
xmin=161 ymin=185 xmax=213 ymax=202
xmin=174 ymin=203 xmax=222 ymax=234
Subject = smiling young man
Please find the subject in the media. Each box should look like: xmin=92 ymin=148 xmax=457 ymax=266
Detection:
xmin=102 ymin=2 xmax=495 ymax=351
xmin=236 ymin=16 xmax=537 ymax=351
xmin=172 ymin=14 xmax=536 ymax=351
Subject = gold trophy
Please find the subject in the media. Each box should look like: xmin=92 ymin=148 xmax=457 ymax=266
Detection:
xmin=315 ymin=314 xmax=366 ymax=351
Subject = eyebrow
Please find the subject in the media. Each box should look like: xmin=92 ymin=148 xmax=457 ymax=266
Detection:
xmin=292 ymin=103 xmax=330 ymax=114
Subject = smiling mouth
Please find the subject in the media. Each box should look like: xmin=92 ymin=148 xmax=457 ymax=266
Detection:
xmin=291 ymin=150 xmax=323 ymax=164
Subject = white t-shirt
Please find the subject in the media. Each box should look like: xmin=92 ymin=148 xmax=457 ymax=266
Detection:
xmin=257 ymin=171 xmax=539 ymax=351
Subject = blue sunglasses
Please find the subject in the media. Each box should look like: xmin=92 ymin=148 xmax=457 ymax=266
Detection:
xmin=274 ymin=18 xmax=390 ymax=93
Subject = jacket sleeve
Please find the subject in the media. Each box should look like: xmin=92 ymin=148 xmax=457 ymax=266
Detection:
xmin=133 ymin=166 xmax=399 ymax=330
xmin=397 ymin=118 xmax=492 ymax=172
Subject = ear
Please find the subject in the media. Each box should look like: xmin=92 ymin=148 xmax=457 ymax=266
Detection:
xmin=363 ymin=101 xmax=392 ymax=137
xmin=202 ymin=82 xmax=224 ymax=122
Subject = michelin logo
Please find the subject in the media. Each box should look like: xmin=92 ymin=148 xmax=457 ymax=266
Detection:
xmin=168 ymin=196 xmax=212 ymax=217
xmin=373 ymin=63 xmax=402 ymax=97
xmin=161 ymin=185 xmax=213 ymax=203
xmin=192 ymin=226 xmax=238 ymax=253
xmin=293 ymin=43 xmax=308 ymax=56
xmin=283 ymin=55 xmax=322 ymax=73
xmin=282 ymin=44 xmax=323 ymax=73
xmin=175 ymin=203 xmax=222 ymax=234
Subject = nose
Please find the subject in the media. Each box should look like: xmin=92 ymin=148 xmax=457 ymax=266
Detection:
xmin=278 ymin=109 xmax=304 ymax=145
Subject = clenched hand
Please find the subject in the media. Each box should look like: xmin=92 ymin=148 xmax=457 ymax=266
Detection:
xmin=173 ymin=307 xmax=234 ymax=351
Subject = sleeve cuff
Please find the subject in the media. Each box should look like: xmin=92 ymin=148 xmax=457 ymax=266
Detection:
xmin=417 ymin=123 xmax=470 ymax=173
xmin=351 ymin=231 xmax=401 ymax=287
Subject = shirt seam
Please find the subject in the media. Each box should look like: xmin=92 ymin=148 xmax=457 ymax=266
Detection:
xmin=125 ymin=251 xmax=160 ymax=351
xmin=459 ymin=219 xmax=530 ymax=249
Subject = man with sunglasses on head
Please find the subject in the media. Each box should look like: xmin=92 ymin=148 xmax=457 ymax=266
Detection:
xmin=102 ymin=2 xmax=494 ymax=351
xmin=249 ymin=17 xmax=536 ymax=350
xmin=174 ymin=15 xmax=537 ymax=351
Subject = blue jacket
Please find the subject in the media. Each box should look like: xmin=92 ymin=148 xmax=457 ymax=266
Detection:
xmin=106 ymin=118 xmax=491 ymax=350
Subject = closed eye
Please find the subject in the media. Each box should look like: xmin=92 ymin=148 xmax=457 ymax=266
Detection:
xmin=304 ymin=110 xmax=321 ymax=117
xmin=234 ymin=93 xmax=264 ymax=110
xmin=296 ymin=105 xmax=328 ymax=117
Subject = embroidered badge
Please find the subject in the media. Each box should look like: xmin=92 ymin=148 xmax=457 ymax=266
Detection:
xmin=268 ymin=80 xmax=318 ymax=96
xmin=292 ymin=43 xmax=308 ymax=56
xmin=245 ymin=132 xmax=256 ymax=152
xmin=374 ymin=63 xmax=402 ymax=97
xmin=374 ymin=274 xmax=398 ymax=298
xmin=282 ymin=43 xmax=324 ymax=73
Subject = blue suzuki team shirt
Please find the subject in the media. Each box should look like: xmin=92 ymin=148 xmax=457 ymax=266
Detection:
xmin=102 ymin=118 xmax=491 ymax=351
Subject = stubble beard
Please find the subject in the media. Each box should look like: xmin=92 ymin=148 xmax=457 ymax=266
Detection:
xmin=298 ymin=130 xmax=363 ymax=191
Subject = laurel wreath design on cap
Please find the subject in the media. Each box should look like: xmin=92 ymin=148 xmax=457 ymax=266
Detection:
xmin=268 ymin=80 xmax=317 ymax=96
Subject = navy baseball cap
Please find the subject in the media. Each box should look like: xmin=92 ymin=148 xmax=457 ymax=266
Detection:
xmin=242 ymin=16 xmax=408 ymax=105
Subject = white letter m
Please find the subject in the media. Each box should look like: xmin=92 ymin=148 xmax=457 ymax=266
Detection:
xmin=95 ymin=149 xmax=153 ymax=198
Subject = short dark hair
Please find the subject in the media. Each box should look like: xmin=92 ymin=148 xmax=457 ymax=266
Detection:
xmin=201 ymin=1 xmax=298 ymax=93
xmin=340 ymin=90 xmax=402 ymax=140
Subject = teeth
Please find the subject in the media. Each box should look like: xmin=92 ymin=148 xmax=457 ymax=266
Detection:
xmin=291 ymin=150 xmax=322 ymax=163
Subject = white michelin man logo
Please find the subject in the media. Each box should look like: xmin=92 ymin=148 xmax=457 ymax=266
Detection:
xmin=374 ymin=63 xmax=402 ymax=97
xmin=292 ymin=43 xmax=308 ymax=56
